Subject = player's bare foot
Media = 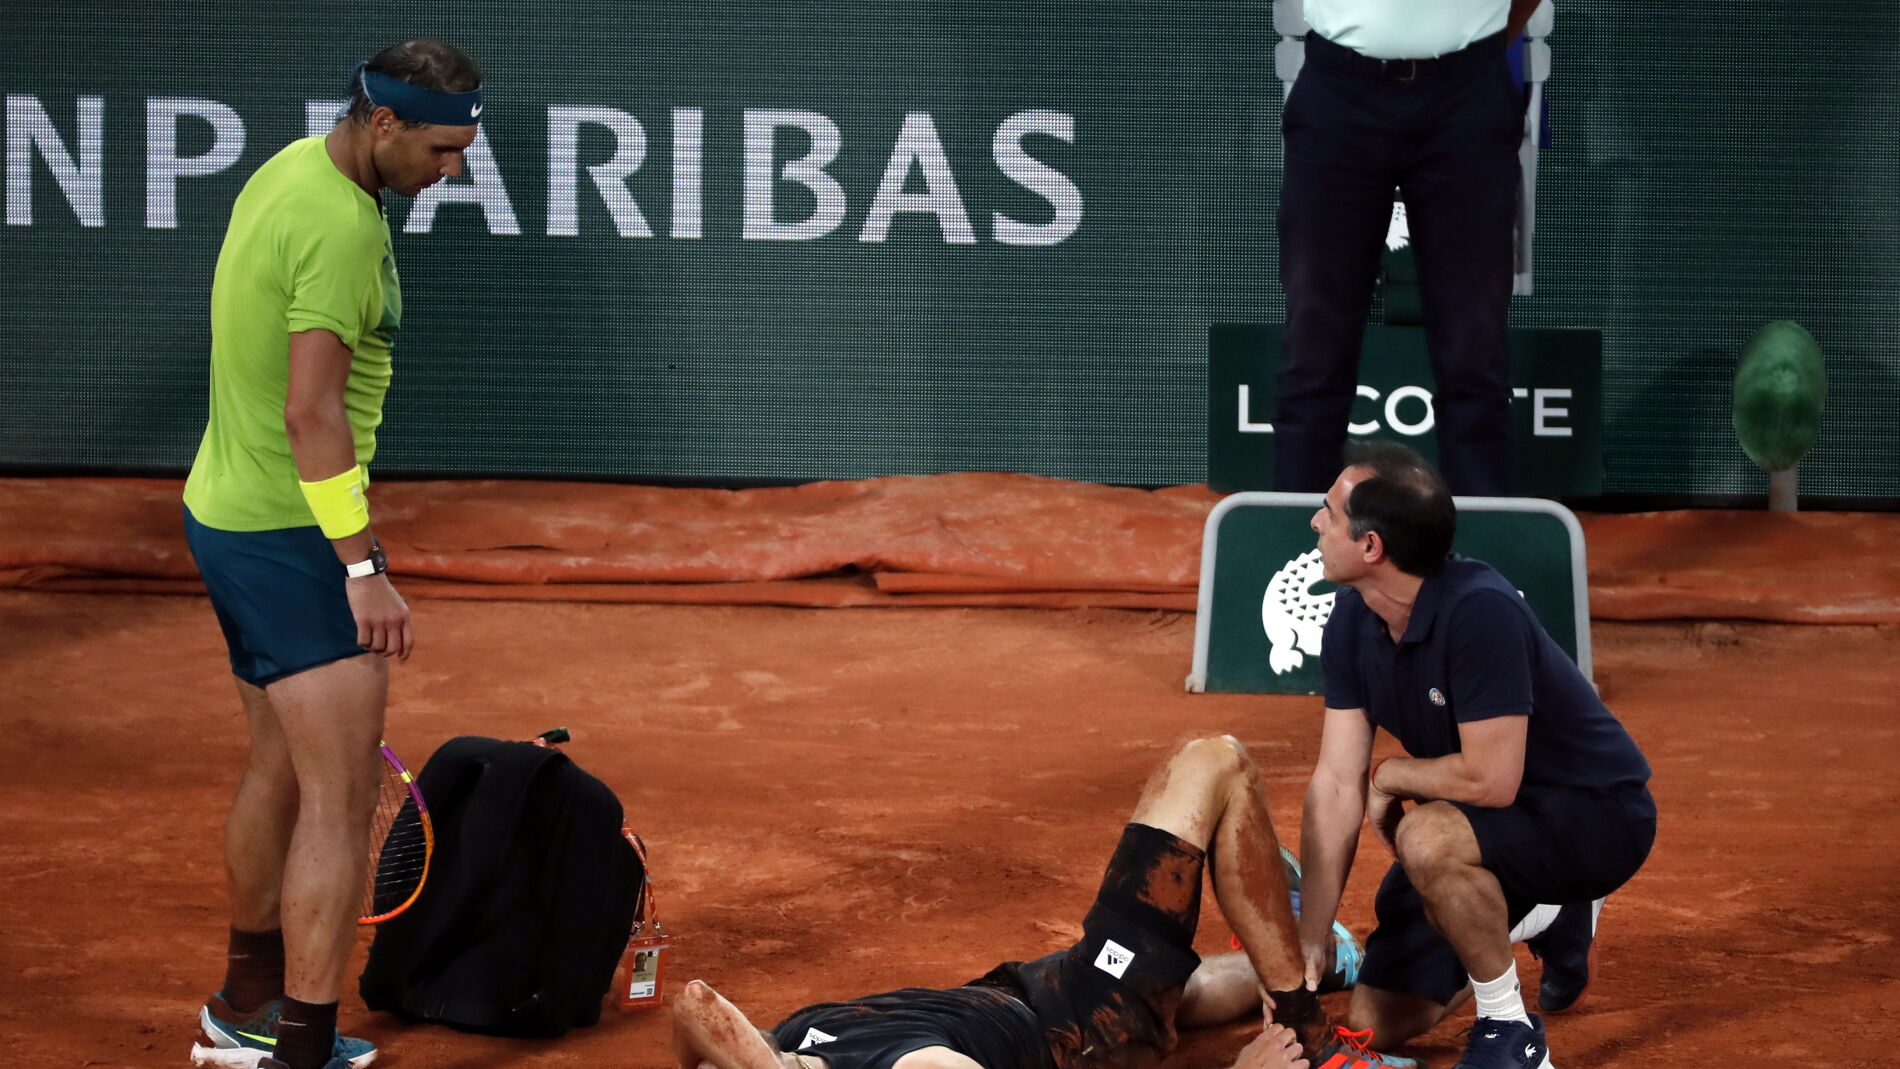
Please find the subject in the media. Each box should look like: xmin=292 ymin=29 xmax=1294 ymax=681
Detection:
xmin=1230 ymin=1023 xmax=1311 ymax=1069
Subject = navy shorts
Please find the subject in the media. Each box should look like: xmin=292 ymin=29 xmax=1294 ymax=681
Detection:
xmin=1357 ymin=783 xmax=1656 ymax=1004
xmin=183 ymin=506 xmax=365 ymax=687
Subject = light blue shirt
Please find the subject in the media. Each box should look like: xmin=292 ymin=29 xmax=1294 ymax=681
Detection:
xmin=1304 ymin=0 xmax=1508 ymax=59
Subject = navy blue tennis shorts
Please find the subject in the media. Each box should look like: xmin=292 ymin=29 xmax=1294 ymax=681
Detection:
xmin=1357 ymin=783 xmax=1656 ymax=1004
xmin=183 ymin=506 xmax=365 ymax=687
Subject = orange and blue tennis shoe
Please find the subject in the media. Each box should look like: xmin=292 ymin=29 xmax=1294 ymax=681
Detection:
xmin=189 ymin=994 xmax=377 ymax=1069
xmin=1311 ymin=1025 xmax=1421 ymax=1069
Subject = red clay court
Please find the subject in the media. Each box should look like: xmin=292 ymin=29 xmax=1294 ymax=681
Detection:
xmin=3 ymin=477 xmax=1898 ymax=1068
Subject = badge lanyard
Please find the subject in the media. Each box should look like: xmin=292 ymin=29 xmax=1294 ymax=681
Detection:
xmin=617 ymin=826 xmax=669 ymax=1009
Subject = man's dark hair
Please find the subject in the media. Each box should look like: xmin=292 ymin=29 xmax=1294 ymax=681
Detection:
xmin=346 ymin=40 xmax=482 ymax=128
xmin=1342 ymin=441 xmax=1455 ymax=576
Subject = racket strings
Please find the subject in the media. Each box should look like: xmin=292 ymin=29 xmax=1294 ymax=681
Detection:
xmin=365 ymin=767 xmax=430 ymax=919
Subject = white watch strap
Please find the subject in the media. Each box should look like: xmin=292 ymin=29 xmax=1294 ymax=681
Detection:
xmin=345 ymin=557 xmax=378 ymax=579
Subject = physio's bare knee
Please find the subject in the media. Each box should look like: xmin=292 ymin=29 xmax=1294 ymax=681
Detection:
xmin=1393 ymin=801 xmax=1475 ymax=878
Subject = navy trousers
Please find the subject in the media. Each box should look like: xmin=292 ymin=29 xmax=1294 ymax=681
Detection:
xmin=1273 ymin=33 xmax=1522 ymax=496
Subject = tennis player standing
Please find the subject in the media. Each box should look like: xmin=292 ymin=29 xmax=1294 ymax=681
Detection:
xmin=181 ymin=41 xmax=482 ymax=1069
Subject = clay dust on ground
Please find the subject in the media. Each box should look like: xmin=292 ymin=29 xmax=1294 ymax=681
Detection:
xmin=1 ymin=593 xmax=1896 ymax=1067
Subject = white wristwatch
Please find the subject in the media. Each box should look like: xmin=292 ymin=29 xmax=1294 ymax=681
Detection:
xmin=346 ymin=539 xmax=387 ymax=579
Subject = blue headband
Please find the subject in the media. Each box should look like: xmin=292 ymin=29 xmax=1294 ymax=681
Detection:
xmin=355 ymin=63 xmax=484 ymax=126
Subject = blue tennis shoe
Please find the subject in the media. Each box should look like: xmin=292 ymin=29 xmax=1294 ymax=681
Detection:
xmin=190 ymin=994 xmax=377 ymax=1069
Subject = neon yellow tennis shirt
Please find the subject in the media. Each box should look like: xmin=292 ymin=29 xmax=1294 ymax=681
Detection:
xmin=184 ymin=136 xmax=400 ymax=532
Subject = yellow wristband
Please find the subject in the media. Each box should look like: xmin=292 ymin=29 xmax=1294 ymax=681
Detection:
xmin=298 ymin=464 xmax=370 ymax=539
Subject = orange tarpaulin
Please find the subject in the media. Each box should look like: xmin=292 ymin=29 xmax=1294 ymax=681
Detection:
xmin=2 ymin=475 xmax=1894 ymax=621
xmin=1580 ymin=509 xmax=1900 ymax=623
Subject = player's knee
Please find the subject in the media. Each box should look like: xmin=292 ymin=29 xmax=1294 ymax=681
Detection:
xmin=243 ymin=734 xmax=293 ymax=775
xmin=1177 ymin=734 xmax=1250 ymax=783
xmin=1212 ymin=733 xmax=1251 ymax=764
xmin=299 ymin=763 xmax=380 ymax=822
xmin=240 ymin=755 xmax=298 ymax=802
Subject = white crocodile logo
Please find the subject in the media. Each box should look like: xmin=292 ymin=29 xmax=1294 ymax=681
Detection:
xmin=1261 ymin=548 xmax=1333 ymax=674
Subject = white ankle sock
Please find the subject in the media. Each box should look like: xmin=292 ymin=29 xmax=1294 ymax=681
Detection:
xmin=1470 ymin=963 xmax=1531 ymax=1027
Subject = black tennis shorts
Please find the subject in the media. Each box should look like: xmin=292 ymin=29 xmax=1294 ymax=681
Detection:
xmin=973 ymin=822 xmax=1207 ymax=1068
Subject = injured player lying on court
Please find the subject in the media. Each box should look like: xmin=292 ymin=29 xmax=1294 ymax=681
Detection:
xmin=670 ymin=735 xmax=1403 ymax=1069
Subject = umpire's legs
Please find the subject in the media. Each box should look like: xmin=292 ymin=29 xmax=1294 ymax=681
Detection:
xmin=1274 ymin=70 xmax=1401 ymax=493
xmin=1400 ymin=59 xmax=1521 ymax=498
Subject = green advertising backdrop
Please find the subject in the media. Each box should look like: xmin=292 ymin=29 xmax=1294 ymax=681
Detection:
xmin=1189 ymin=494 xmax=1589 ymax=695
xmin=2 ymin=3 xmax=1896 ymax=496
xmin=1 ymin=4 xmax=1271 ymax=484
xmin=1206 ymin=324 xmax=1604 ymax=497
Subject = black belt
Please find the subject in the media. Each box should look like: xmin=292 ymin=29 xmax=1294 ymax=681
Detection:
xmin=1303 ymin=30 xmax=1508 ymax=82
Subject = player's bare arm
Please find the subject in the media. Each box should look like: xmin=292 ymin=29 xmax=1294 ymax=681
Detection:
xmin=672 ymin=979 xmax=979 ymax=1069
xmin=285 ymin=328 xmax=370 ymax=559
xmin=1297 ymin=706 xmax=1373 ymax=989
xmin=286 ymin=328 xmax=413 ymax=661
xmin=1371 ymin=714 xmax=1529 ymax=809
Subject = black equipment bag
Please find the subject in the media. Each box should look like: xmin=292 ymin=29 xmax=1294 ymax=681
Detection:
xmin=359 ymin=735 xmax=643 ymax=1037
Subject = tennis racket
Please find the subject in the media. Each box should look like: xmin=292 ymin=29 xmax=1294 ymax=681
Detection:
xmin=360 ymin=740 xmax=433 ymax=925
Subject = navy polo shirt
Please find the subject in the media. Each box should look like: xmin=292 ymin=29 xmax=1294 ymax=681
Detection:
xmin=1321 ymin=555 xmax=1650 ymax=793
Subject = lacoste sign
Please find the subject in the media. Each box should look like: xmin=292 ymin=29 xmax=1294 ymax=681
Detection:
xmin=1207 ymin=324 xmax=1603 ymax=498
xmin=1262 ymin=547 xmax=1329 ymax=674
